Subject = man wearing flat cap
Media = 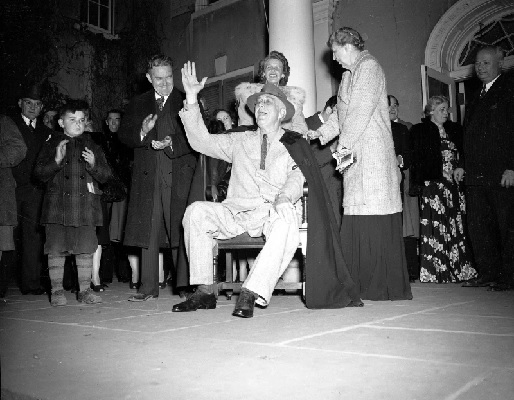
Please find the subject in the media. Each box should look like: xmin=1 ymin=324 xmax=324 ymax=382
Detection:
xmin=7 ymin=84 xmax=53 ymax=295
xmin=173 ymin=62 xmax=362 ymax=318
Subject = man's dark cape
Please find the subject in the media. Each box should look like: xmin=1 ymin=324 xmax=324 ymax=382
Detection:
xmin=280 ymin=130 xmax=360 ymax=308
xmin=177 ymin=126 xmax=360 ymax=309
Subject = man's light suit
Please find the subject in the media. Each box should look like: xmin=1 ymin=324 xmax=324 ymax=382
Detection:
xmin=179 ymin=103 xmax=304 ymax=306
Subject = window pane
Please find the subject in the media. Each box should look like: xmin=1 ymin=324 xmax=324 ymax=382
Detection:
xmin=100 ymin=0 xmax=110 ymax=6
xmin=428 ymin=76 xmax=450 ymax=105
xmin=100 ymin=6 xmax=109 ymax=30
xmin=88 ymin=3 xmax=98 ymax=26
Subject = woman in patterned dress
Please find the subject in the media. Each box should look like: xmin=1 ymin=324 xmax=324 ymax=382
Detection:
xmin=410 ymin=96 xmax=476 ymax=283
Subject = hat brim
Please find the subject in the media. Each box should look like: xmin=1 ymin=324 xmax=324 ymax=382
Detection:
xmin=247 ymin=92 xmax=295 ymax=123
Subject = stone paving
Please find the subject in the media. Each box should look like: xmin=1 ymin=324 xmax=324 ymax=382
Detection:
xmin=1 ymin=282 xmax=513 ymax=400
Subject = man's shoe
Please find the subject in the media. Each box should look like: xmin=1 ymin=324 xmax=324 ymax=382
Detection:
xmin=172 ymin=290 xmax=216 ymax=312
xmin=232 ymin=288 xmax=256 ymax=318
xmin=487 ymin=282 xmax=513 ymax=292
xmin=128 ymin=293 xmax=158 ymax=302
xmin=78 ymin=288 xmax=102 ymax=304
xmin=462 ymin=277 xmax=491 ymax=287
xmin=347 ymin=299 xmax=364 ymax=307
xmin=50 ymin=290 xmax=67 ymax=307
xmin=21 ymin=287 xmax=46 ymax=295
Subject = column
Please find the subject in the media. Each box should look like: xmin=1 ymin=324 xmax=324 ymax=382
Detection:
xmin=269 ymin=0 xmax=317 ymax=117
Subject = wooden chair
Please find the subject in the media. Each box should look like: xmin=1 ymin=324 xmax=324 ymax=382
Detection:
xmin=212 ymin=183 xmax=308 ymax=300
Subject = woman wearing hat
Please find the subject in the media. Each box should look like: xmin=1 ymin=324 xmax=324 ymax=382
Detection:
xmin=309 ymin=27 xmax=412 ymax=301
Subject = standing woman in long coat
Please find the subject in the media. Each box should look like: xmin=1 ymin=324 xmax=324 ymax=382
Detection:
xmin=310 ymin=27 xmax=412 ymax=301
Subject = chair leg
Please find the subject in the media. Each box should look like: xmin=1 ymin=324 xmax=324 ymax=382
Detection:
xmin=225 ymin=251 xmax=233 ymax=299
xmin=213 ymin=255 xmax=219 ymax=299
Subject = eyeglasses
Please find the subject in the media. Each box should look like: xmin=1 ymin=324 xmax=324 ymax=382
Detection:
xmin=22 ymin=99 xmax=43 ymax=108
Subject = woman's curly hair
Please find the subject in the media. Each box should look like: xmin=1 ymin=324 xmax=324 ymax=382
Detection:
xmin=257 ymin=51 xmax=290 ymax=86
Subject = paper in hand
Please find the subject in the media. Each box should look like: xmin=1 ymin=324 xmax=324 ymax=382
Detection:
xmin=332 ymin=148 xmax=355 ymax=174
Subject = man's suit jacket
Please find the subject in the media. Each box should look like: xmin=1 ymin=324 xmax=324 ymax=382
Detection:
xmin=391 ymin=121 xmax=411 ymax=169
xmin=9 ymin=113 xmax=52 ymax=190
xmin=118 ymin=88 xmax=196 ymax=248
xmin=463 ymin=72 xmax=514 ymax=186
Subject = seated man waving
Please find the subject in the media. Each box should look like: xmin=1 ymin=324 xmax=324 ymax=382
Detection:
xmin=174 ymin=62 xmax=304 ymax=318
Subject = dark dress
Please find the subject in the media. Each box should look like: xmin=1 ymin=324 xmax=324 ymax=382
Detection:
xmin=411 ymin=119 xmax=476 ymax=283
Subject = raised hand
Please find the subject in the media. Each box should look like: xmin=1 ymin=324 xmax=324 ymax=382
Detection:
xmin=181 ymin=61 xmax=207 ymax=104
xmin=55 ymin=139 xmax=69 ymax=164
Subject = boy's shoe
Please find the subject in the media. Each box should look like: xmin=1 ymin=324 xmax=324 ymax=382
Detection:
xmin=51 ymin=290 xmax=67 ymax=307
xmin=78 ymin=288 xmax=102 ymax=304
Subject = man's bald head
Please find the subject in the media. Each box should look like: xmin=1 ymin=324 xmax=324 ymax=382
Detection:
xmin=475 ymin=46 xmax=504 ymax=84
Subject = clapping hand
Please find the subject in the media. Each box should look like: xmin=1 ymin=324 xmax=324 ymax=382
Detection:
xmin=181 ymin=61 xmax=207 ymax=104
xmin=152 ymin=136 xmax=172 ymax=151
xmin=55 ymin=139 xmax=69 ymax=164
xmin=141 ymin=114 xmax=158 ymax=137
xmin=82 ymin=147 xmax=95 ymax=168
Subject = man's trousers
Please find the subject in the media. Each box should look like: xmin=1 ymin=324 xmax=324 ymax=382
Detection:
xmin=183 ymin=201 xmax=299 ymax=306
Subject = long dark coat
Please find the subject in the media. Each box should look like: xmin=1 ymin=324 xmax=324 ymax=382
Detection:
xmin=118 ymin=89 xmax=197 ymax=248
xmin=0 ymin=115 xmax=27 ymax=226
xmin=280 ymin=130 xmax=361 ymax=309
xmin=34 ymin=131 xmax=111 ymax=226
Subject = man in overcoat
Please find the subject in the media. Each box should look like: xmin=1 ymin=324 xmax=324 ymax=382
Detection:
xmin=118 ymin=55 xmax=196 ymax=301
xmin=0 ymin=115 xmax=27 ymax=297
xmin=455 ymin=46 xmax=514 ymax=290
xmin=7 ymin=85 xmax=53 ymax=295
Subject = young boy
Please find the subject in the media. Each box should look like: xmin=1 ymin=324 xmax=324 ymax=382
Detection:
xmin=34 ymin=100 xmax=111 ymax=306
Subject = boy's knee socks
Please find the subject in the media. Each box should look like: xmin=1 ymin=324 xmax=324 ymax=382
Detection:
xmin=48 ymin=255 xmax=66 ymax=294
xmin=76 ymin=253 xmax=94 ymax=293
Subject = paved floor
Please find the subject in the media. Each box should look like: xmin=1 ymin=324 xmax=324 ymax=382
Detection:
xmin=1 ymin=282 xmax=513 ymax=400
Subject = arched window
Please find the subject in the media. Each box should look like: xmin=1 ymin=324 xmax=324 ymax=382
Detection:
xmin=459 ymin=13 xmax=514 ymax=67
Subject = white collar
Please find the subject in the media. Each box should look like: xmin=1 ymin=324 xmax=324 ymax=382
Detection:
xmin=155 ymin=92 xmax=170 ymax=103
xmin=21 ymin=114 xmax=36 ymax=128
xmin=484 ymin=74 xmax=501 ymax=91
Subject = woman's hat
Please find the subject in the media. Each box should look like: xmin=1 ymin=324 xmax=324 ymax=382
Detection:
xmin=247 ymin=83 xmax=295 ymax=122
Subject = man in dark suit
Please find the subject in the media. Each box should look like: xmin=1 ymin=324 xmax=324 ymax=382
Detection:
xmin=454 ymin=46 xmax=514 ymax=290
xmin=118 ymin=54 xmax=196 ymax=301
xmin=8 ymin=85 xmax=53 ymax=295
xmin=305 ymin=96 xmax=343 ymax=227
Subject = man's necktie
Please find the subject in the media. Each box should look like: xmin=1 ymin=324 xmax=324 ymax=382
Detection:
xmin=156 ymin=96 xmax=164 ymax=111
xmin=27 ymin=121 xmax=35 ymax=132
xmin=260 ymin=134 xmax=267 ymax=170
xmin=479 ymin=84 xmax=487 ymax=99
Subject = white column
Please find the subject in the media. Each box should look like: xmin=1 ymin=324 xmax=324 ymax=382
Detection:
xmin=313 ymin=0 xmax=336 ymax=111
xmin=269 ymin=0 xmax=317 ymax=117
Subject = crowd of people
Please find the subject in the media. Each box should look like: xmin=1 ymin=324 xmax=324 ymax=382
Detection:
xmin=1 ymin=27 xmax=512 ymax=317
